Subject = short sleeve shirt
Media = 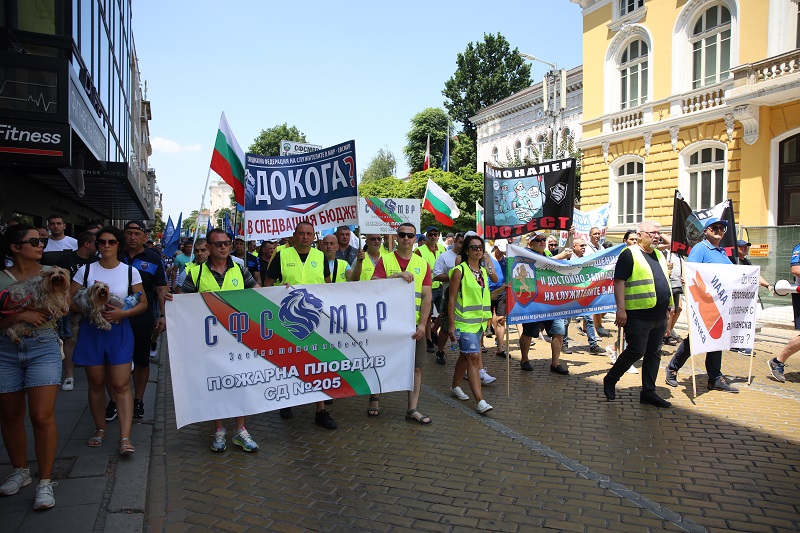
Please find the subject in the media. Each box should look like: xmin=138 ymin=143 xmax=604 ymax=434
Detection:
xmin=123 ymin=248 xmax=168 ymax=324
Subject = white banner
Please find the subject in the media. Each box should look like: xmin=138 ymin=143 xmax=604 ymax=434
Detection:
xmin=357 ymin=197 xmax=420 ymax=234
xmin=165 ymin=279 xmax=415 ymax=428
xmin=281 ymin=140 xmax=322 ymax=156
xmin=684 ymin=263 xmax=760 ymax=355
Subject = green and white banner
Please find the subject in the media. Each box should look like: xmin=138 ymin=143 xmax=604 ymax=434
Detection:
xmin=166 ymin=279 xmax=416 ymax=428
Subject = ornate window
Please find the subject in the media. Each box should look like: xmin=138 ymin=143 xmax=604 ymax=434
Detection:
xmin=619 ymin=0 xmax=645 ymax=17
xmin=615 ymin=159 xmax=644 ymax=225
xmin=525 ymin=137 xmax=534 ymax=159
xmin=691 ymin=4 xmax=732 ymax=89
xmin=492 ymin=146 xmax=499 ymax=163
xmin=686 ymin=146 xmax=726 ymax=209
xmin=514 ymin=140 xmax=522 ymax=161
xmin=620 ymin=40 xmax=649 ymax=109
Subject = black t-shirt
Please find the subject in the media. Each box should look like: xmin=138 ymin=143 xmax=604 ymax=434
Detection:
xmin=123 ymin=247 xmax=168 ymax=324
xmin=263 ymin=250 xmax=331 ymax=284
xmin=614 ymin=247 xmax=671 ymax=321
xmin=56 ymin=250 xmax=98 ymax=279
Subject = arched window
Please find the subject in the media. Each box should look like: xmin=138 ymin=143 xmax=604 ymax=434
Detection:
xmin=536 ymin=134 xmax=546 ymax=161
xmin=514 ymin=140 xmax=522 ymax=161
xmin=492 ymin=146 xmax=499 ymax=163
xmin=620 ymin=39 xmax=649 ymax=109
xmin=619 ymin=0 xmax=645 ymax=17
xmin=685 ymin=145 xmax=726 ymax=209
xmin=562 ymin=127 xmax=571 ymax=140
xmin=691 ymin=4 xmax=731 ymax=88
xmin=615 ymin=159 xmax=644 ymax=225
xmin=525 ymin=137 xmax=534 ymax=159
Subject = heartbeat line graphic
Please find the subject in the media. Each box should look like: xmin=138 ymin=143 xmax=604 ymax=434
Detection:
xmin=0 ymin=81 xmax=58 ymax=113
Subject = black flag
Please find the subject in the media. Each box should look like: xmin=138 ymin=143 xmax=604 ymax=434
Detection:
xmin=670 ymin=191 xmax=738 ymax=263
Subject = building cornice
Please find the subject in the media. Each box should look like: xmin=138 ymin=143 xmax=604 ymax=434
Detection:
xmin=569 ymin=0 xmax=611 ymax=16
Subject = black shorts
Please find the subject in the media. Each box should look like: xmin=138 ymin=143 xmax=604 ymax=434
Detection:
xmin=131 ymin=321 xmax=154 ymax=367
xmin=491 ymin=293 xmax=506 ymax=317
xmin=521 ymin=318 xmax=565 ymax=338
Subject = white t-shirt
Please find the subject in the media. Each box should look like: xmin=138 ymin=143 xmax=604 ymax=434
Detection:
xmin=75 ymin=262 xmax=142 ymax=300
xmin=433 ymin=249 xmax=460 ymax=289
xmin=44 ymin=236 xmax=78 ymax=252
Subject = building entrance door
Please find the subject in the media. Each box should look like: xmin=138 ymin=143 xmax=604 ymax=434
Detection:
xmin=779 ymin=133 xmax=800 ymax=225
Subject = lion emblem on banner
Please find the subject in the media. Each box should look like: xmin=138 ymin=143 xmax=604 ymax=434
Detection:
xmin=279 ymin=289 xmax=323 ymax=340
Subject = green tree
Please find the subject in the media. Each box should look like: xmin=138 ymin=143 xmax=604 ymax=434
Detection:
xmin=182 ymin=210 xmax=200 ymax=234
xmin=151 ymin=209 xmax=165 ymax=237
xmin=403 ymin=108 xmax=453 ymax=173
xmin=215 ymin=207 xmax=232 ymax=229
xmin=249 ymin=123 xmax=307 ymax=156
xmin=443 ymin=33 xmax=531 ymax=170
xmin=449 ymin=134 xmax=476 ymax=174
xmin=360 ymin=146 xmax=397 ymax=183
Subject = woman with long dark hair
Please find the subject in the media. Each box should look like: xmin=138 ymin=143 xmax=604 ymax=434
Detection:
xmin=0 ymin=224 xmax=63 ymax=509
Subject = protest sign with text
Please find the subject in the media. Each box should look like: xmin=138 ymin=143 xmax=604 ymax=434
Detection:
xmin=684 ymin=263 xmax=759 ymax=355
xmin=166 ymin=279 xmax=415 ymax=429
xmin=506 ymin=243 xmax=623 ymax=324
xmin=357 ymin=197 xmax=420 ymax=234
xmin=244 ymin=140 xmax=358 ymax=239
xmin=483 ymin=158 xmax=576 ymax=239
xmin=572 ymin=204 xmax=610 ymax=245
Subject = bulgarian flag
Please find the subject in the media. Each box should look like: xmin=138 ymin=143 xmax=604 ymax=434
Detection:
xmin=423 ymin=133 xmax=430 ymax=170
xmin=210 ymin=112 xmax=246 ymax=206
xmin=476 ymin=201 xmax=484 ymax=237
xmin=423 ymin=178 xmax=460 ymax=226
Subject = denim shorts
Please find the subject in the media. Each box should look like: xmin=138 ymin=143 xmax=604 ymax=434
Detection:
xmin=457 ymin=331 xmax=483 ymax=353
xmin=0 ymin=327 xmax=62 ymax=393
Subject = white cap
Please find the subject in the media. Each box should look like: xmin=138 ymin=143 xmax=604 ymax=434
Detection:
xmin=494 ymin=239 xmax=508 ymax=252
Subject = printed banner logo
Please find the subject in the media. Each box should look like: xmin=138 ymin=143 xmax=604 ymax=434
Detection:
xmin=689 ymin=272 xmax=724 ymax=339
xmin=511 ymin=261 xmax=537 ymax=306
xmin=279 ymin=289 xmax=323 ymax=340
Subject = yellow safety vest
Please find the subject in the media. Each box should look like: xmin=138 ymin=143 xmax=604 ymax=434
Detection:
xmin=279 ymin=247 xmax=325 ymax=285
xmin=190 ymin=263 xmax=244 ymax=292
xmin=359 ymin=249 xmax=391 ymax=281
xmin=329 ymin=259 xmax=349 ymax=283
xmin=417 ymin=243 xmax=445 ymax=289
xmin=451 ymin=263 xmax=491 ymax=333
xmin=381 ymin=252 xmax=427 ymax=324
xmin=624 ymin=246 xmax=674 ymax=310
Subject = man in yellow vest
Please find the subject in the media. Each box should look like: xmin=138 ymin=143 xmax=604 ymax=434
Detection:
xmin=261 ymin=220 xmax=338 ymax=428
xmin=174 ymin=238 xmax=209 ymax=294
xmin=415 ymin=225 xmax=445 ymax=353
xmin=350 ymin=234 xmax=389 ymax=281
xmin=603 ymin=220 xmax=674 ymax=408
xmin=181 ymin=228 xmax=261 ymax=451
xmin=371 ymin=222 xmax=433 ymax=423
xmin=320 ymin=234 xmax=354 ymax=282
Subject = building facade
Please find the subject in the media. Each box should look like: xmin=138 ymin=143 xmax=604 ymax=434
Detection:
xmin=0 ymin=0 xmax=156 ymax=231
xmin=208 ymin=179 xmax=233 ymax=223
xmin=570 ymin=0 xmax=800 ymax=231
xmin=471 ymin=66 xmax=583 ymax=172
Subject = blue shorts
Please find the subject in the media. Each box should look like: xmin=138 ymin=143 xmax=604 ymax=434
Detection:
xmin=0 ymin=327 xmax=62 ymax=393
xmin=73 ymin=319 xmax=134 ymax=367
xmin=522 ymin=318 xmax=566 ymax=338
xmin=458 ymin=331 xmax=484 ymax=353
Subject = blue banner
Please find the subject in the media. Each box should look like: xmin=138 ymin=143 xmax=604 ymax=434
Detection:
xmin=244 ymin=140 xmax=358 ymax=239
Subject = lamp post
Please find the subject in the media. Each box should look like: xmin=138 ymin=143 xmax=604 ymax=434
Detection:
xmin=519 ymin=52 xmax=567 ymax=160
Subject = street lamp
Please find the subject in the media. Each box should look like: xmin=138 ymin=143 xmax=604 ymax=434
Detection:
xmin=519 ymin=52 xmax=567 ymax=160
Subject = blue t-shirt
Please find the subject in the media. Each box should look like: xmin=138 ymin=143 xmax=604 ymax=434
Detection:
xmin=687 ymin=240 xmax=730 ymax=264
xmin=489 ymin=256 xmax=506 ymax=291
xmin=791 ymin=242 xmax=800 ymax=284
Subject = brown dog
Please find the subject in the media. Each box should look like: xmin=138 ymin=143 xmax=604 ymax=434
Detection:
xmin=1 ymin=266 xmax=71 ymax=343
xmin=71 ymin=281 xmax=118 ymax=339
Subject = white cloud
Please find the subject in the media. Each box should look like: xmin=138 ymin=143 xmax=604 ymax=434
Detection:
xmin=151 ymin=137 xmax=202 ymax=153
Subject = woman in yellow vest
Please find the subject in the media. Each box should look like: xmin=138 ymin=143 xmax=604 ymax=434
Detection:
xmin=447 ymin=234 xmax=496 ymax=414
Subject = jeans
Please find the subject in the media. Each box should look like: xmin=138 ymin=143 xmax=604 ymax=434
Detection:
xmin=606 ymin=317 xmax=667 ymax=394
xmin=668 ymin=337 xmax=722 ymax=383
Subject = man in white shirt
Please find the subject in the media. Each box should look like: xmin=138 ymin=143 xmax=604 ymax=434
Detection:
xmin=42 ymin=214 xmax=77 ymax=252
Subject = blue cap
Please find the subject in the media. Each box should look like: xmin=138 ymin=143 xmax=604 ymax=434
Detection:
xmin=426 ymin=226 xmax=439 ymax=234
xmin=702 ymin=217 xmax=728 ymax=229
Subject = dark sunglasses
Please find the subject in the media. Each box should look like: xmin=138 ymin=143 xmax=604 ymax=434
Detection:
xmin=532 ymin=238 xmax=547 ymax=243
xmin=210 ymin=240 xmax=232 ymax=248
xmin=14 ymin=238 xmax=43 ymax=247
xmin=467 ymin=245 xmax=483 ymax=251
xmin=97 ymin=238 xmax=118 ymax=246
xmin=548 ymin=243 xmax=558 ymax=247
xmin=575 ymin=244 xmax=586 ymax=248
xmin=397 ymin=232 xmax=415 ymax=239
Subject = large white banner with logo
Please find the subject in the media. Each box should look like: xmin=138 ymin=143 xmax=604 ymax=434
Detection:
xmin=166 ymin=279 xmax=415 ymax=428
xmin=684 ymin=263 xmax=760 ymax=355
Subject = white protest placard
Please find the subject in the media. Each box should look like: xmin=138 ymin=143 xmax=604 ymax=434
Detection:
xmin=281 ymin=140 xmax=322 ymax=156
xmin=357 ymin=197 xmax=421 ymax=234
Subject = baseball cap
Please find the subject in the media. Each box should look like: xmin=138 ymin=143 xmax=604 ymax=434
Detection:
xmin=702 ymin=217 xmax=728 ymax=229
xmin=494 ymin=239 xmax=508 ymax=252
xmin=736 ymin=239 xmax=751 ymax=247
xmin=234 ymin=235 xmax=245 ymax=242
xmin=464 ymin=231 xmax=478 ymax=238
xmin=426 ymin=225 xmax=439 ymax=234
xmin=124 ymin=220 xmax=146 ymax=232
xmin=417 ymin=234 xmax=427 ymax=243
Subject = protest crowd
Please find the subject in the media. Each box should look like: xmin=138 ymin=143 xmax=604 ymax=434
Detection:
xmin=0 ymin=166 xmax=796 ymax=513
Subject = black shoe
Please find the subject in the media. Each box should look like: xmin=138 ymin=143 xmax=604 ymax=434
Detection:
xmin=495 ymin=350 xmax=507 ymax=359
xmin=133 ymin=399 xmax=144 ymax=419
xmin=315 ymin=409 xmax=337 ymax=429
xmin=589 ymin=344 xmax=603 ymax=355
xmin=561 ymin=343 xmax=572 ymax=354
xmin=640 ymin=393 xmax=672 ymax=408
xmin=602 ymin=375 xmax=616 ymax=401
xmin=435 ymin=350 xmax=446 ymax=365
xmin=279 ymin=407 xmax=294 ymax=419
xmin=550 ymin=364 xmax=569 ymax=375
xmin=426 ymin=340 xmax=435 ymax=353
xmin=520 ymin=360 xmax=533 ymax=371
xmin=105 ymin=400 xmax=117 ymax=422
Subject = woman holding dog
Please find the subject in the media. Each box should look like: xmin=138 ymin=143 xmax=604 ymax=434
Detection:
xmin=0 ymin=224 xmax=63 ymax=510
xmin=72 ymin=226 xmax=147 ymax=457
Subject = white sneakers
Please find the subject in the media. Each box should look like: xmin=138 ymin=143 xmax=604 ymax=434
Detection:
xmin=0 ymin=469 xmax=56 ymax=510
xmin=475 ymin=400 xmax=493 ymax=414
xmin=450 ymin=386 xmax=469 ymax=400
xmin=480 ymin=368 xmax=496 ymax=384
xmin=61 ymin=377 xmax=74 ymax=391
xmin=33 ymin=481 xmax=57 ymax=510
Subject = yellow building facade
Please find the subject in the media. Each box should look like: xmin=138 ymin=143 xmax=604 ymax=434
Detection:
xmin=571 ymin=0 xmax=800 ymax=230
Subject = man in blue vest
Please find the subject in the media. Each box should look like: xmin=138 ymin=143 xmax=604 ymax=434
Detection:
xmin=603 ymin=220 xmax=674 ymax=407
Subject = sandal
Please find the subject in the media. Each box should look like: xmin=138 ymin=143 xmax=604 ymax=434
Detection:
xmin=405 ymin=409 xmax=432 ymax=425
xmin=367 ymin=395 xmax=380 ymax=417
xmin=119 ymin=438 xmax=135 ymax=456
xmin=87 ymin=429 xmax=106 ymax=447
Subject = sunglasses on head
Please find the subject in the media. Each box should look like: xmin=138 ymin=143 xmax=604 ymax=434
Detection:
xmin=14 ymin=238 xmax=43 ymax=247
xmin=397 ymin=232 xmax=415 ymax=239
xmin=97 ymin=238 xmax=118 ymax=246
xmin=210 ymin=240 xmax=232 ymax=247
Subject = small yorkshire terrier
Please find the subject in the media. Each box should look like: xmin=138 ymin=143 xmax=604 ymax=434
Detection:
xmin=1 ymin=266 xmax=71 ymax=343
xmin=71 ymin=282 xmax=126 ymax=338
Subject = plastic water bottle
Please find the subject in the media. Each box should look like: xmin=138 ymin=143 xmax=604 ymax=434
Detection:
xmin=450 ymin=328 xmax=461 ymax=352
xmin=123 ymin=292 xmax=141 ymax=311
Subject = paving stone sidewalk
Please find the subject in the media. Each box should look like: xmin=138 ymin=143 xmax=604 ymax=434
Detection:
xmin=145 ymin=323 xmax=800 ymax=533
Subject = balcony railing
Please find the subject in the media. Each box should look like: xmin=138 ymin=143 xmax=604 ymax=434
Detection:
xmin=681 ymin=86 xmax=727 ymax=113
xmin=732 ymin=49 xmax=800 ymax=86
xmin=611 ymin=109 xmax=643 ymax=131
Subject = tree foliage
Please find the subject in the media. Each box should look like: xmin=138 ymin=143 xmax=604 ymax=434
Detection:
xmin=182 ymin=210 xmax=200 ymax=234
xmin=358 ymin=169 xmax=483 ymax=234
xmin=361 ymin=146 xmax=397 ymax=183
xmin=151 ymin=209 xmax=165 ymax=236
xmin=403 ymin=108 xmax=453 ymax=173
xmin=248 ymin=123 xmax=307 ymax=157
xmin=215 ymin=207 xmax=232 ymax=229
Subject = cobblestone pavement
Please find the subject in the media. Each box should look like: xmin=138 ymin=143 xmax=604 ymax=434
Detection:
xmin=146 ymin=322 xmax=800 ymax=532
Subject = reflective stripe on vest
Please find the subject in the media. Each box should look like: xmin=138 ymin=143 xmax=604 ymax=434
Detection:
xmin=624 ymin=246 xmax=669 ymax=310
xmin=190 ymin=263 xmax=244 ymax=292
xmin=451 ymin=263 xmax=492 ymax=333
xmin=280 ymin=248 xmax=325 ymax=285
xmin=381 ymin=252 xmax=427 ymax=324
xmin=417 ymin=243 xmax=445 ymax=289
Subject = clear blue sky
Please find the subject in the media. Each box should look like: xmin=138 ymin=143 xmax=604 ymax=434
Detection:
xmin=132 ymin=1 xmax=583 ymax=221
